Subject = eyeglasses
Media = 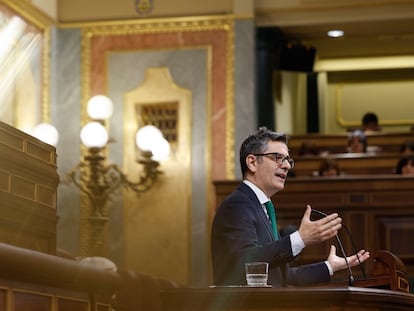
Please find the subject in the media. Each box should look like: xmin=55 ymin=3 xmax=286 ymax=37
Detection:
xmin=253 ymin=152 xmax=295 ymax=169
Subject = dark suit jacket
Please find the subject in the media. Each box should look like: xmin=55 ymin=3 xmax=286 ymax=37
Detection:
xmin=211 ymin=182 xmax=330 ymax=287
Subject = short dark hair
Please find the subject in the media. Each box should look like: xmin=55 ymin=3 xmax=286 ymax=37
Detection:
xmin=362 ymin=112 xmax=378 ymax=125
xmin=400 ymin=141 xmax=414 ymax=153
xmin=396 ymin=155 xmax=414 ymax=174
xmin=239 ymin=127 xmax=288 ymax=177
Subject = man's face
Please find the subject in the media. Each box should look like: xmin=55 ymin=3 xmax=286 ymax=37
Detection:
xmin=247 ymin=141 xmax=292 ymax=197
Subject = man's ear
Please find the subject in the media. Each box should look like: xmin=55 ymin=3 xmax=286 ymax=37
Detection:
xmin=246 ymin=154 xmax=257 ymax=173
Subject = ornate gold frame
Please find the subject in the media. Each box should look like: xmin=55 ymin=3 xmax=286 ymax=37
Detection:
xmin=335 ymin=82 xmax=414 ymax=128
xmin=79 ymin=15 xmax=235 ymax=178
xmin=0 ymin=0 xmax=54 ymax=122
xmin=77 ymin=15 xmax=235 ymax=257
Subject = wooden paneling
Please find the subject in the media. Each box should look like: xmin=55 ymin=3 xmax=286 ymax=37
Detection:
xmin=293 ymin=153 xmax=400 ymax=176
xmin=0 ymin=122 xmax=58 ymax=254
xmin=0 ymin=243 xmax=182 ymax=311
xmin=161 ymin=286 xmax=414 ymax=311
xmin=288 ymin=132 xmax=414 ymax=156
xmin=0 ymin=243 xmax=116 ymax=311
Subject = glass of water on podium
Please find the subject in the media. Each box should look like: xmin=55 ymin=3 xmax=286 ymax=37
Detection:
xmin=245 ymin=262 xmax=269 ymax=287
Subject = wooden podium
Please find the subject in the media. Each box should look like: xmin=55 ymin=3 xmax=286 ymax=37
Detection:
xmin=329 ymin=250 xmax=410 ymax=292
xmin=161 ymin=286 xmax=414 ymax=311
xmin=160 ymin=251 xmax=414 ymax=311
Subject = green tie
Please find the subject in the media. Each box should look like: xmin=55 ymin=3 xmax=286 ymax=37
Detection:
xmin=264 ymin=201 xmax=278 ymax=239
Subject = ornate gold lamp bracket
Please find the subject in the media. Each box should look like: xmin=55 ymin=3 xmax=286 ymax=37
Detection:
xmin=66 ymin=95 xmax=170 ymax=218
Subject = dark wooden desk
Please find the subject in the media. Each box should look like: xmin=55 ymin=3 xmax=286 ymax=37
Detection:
xmin=161 ymin=286 xmax=414 ymax=311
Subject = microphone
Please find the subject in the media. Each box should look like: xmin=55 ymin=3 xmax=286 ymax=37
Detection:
xmin=311 ymin=208 xmax=356 ymax=286
xmin=341 ymin=222 xmax=367 ymax=280
xmin=311 ymin=208 xmax=366 ymax=280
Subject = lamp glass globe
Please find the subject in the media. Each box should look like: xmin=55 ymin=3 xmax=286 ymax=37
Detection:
xmin=80 ymin=121 xmax=108 ymax=148
xmin=87 ymin=95 xmax=113 ymax=120
xmin=151 ymin=137 xmax=171 ymax=161
xmin=32 ymin=123 xmax=59 ymax=147
xmin=135 ymin=125 xmax=163 ymax=152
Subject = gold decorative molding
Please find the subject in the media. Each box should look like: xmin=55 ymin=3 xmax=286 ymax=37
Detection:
xmin=80 ymin=29 xmax=92 ymax=124
xmin=79 ymin=15 xmax=236 ymax=261
xmin=61 ymin=14 xmax=234 ymax=30
xmin=225 ymin=20 xmax=235 ymax=179
xmin=0 ymin=0 xmax=54 ymax=123
xmin=80 ymin=15 xmax=234 ymax=110
xmin=80 ymin=14 xmax=235 ymax=176
xmin=335 ymin=84 xmax=348 ymax=127
xmin=0 ymin=0 xmax=54 ymax=28
xmin=41 ymin=27 xmax=51 ymax=122
xmin=335 ymin=83 xmax=414 ymax=128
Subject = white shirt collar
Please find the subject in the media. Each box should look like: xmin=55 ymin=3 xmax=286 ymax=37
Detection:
xmin=243 ymin=180 xmax=270 ymax=205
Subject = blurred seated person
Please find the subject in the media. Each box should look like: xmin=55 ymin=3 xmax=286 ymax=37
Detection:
xmin=298 ymin=141 xmax=319 ymax=156
xmin=361 ymin=112 xmax=381 ymax=133
xmin=347 ymin=130 xmax=367 ymax=153
xmin=395 ymin=155 xmax=414 ymax=175
xmin=318 ymin=158 xmax=341 ymax=176
xmin=400 ymin=141 xmax=414 ymax=156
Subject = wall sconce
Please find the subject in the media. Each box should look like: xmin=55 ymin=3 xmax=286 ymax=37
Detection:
xmin=67 ymin=95 xmax=170 ymax=217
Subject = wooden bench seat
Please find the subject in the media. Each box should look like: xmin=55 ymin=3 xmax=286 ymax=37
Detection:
xmin=293 ymin=153 xmax=401 ymax=176
xmin=289 ymin=132 xmax=414 ymax=156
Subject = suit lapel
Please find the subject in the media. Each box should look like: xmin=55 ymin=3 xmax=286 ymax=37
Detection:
xmin=238 ymin=183 xmax=275 ymax=241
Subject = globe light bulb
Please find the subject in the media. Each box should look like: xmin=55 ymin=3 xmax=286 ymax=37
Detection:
xmin=32 ymin=123 xmax=59 ymax=147
xmin=151 ymin=137 xmax=171 ymax=161
xmin=80 ymin=121 xmax=108 ymax=148
xmin=87 ymin=95 xmax=113 ymax=120
xmin=135 ymin=125 xmax=163 ymax=152
xmin=135 ymin=125 xmax=170 ymax=161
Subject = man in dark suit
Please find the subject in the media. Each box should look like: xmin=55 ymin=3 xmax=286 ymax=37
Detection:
xmin=211 ymin=127 xmax=370 ymax=287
